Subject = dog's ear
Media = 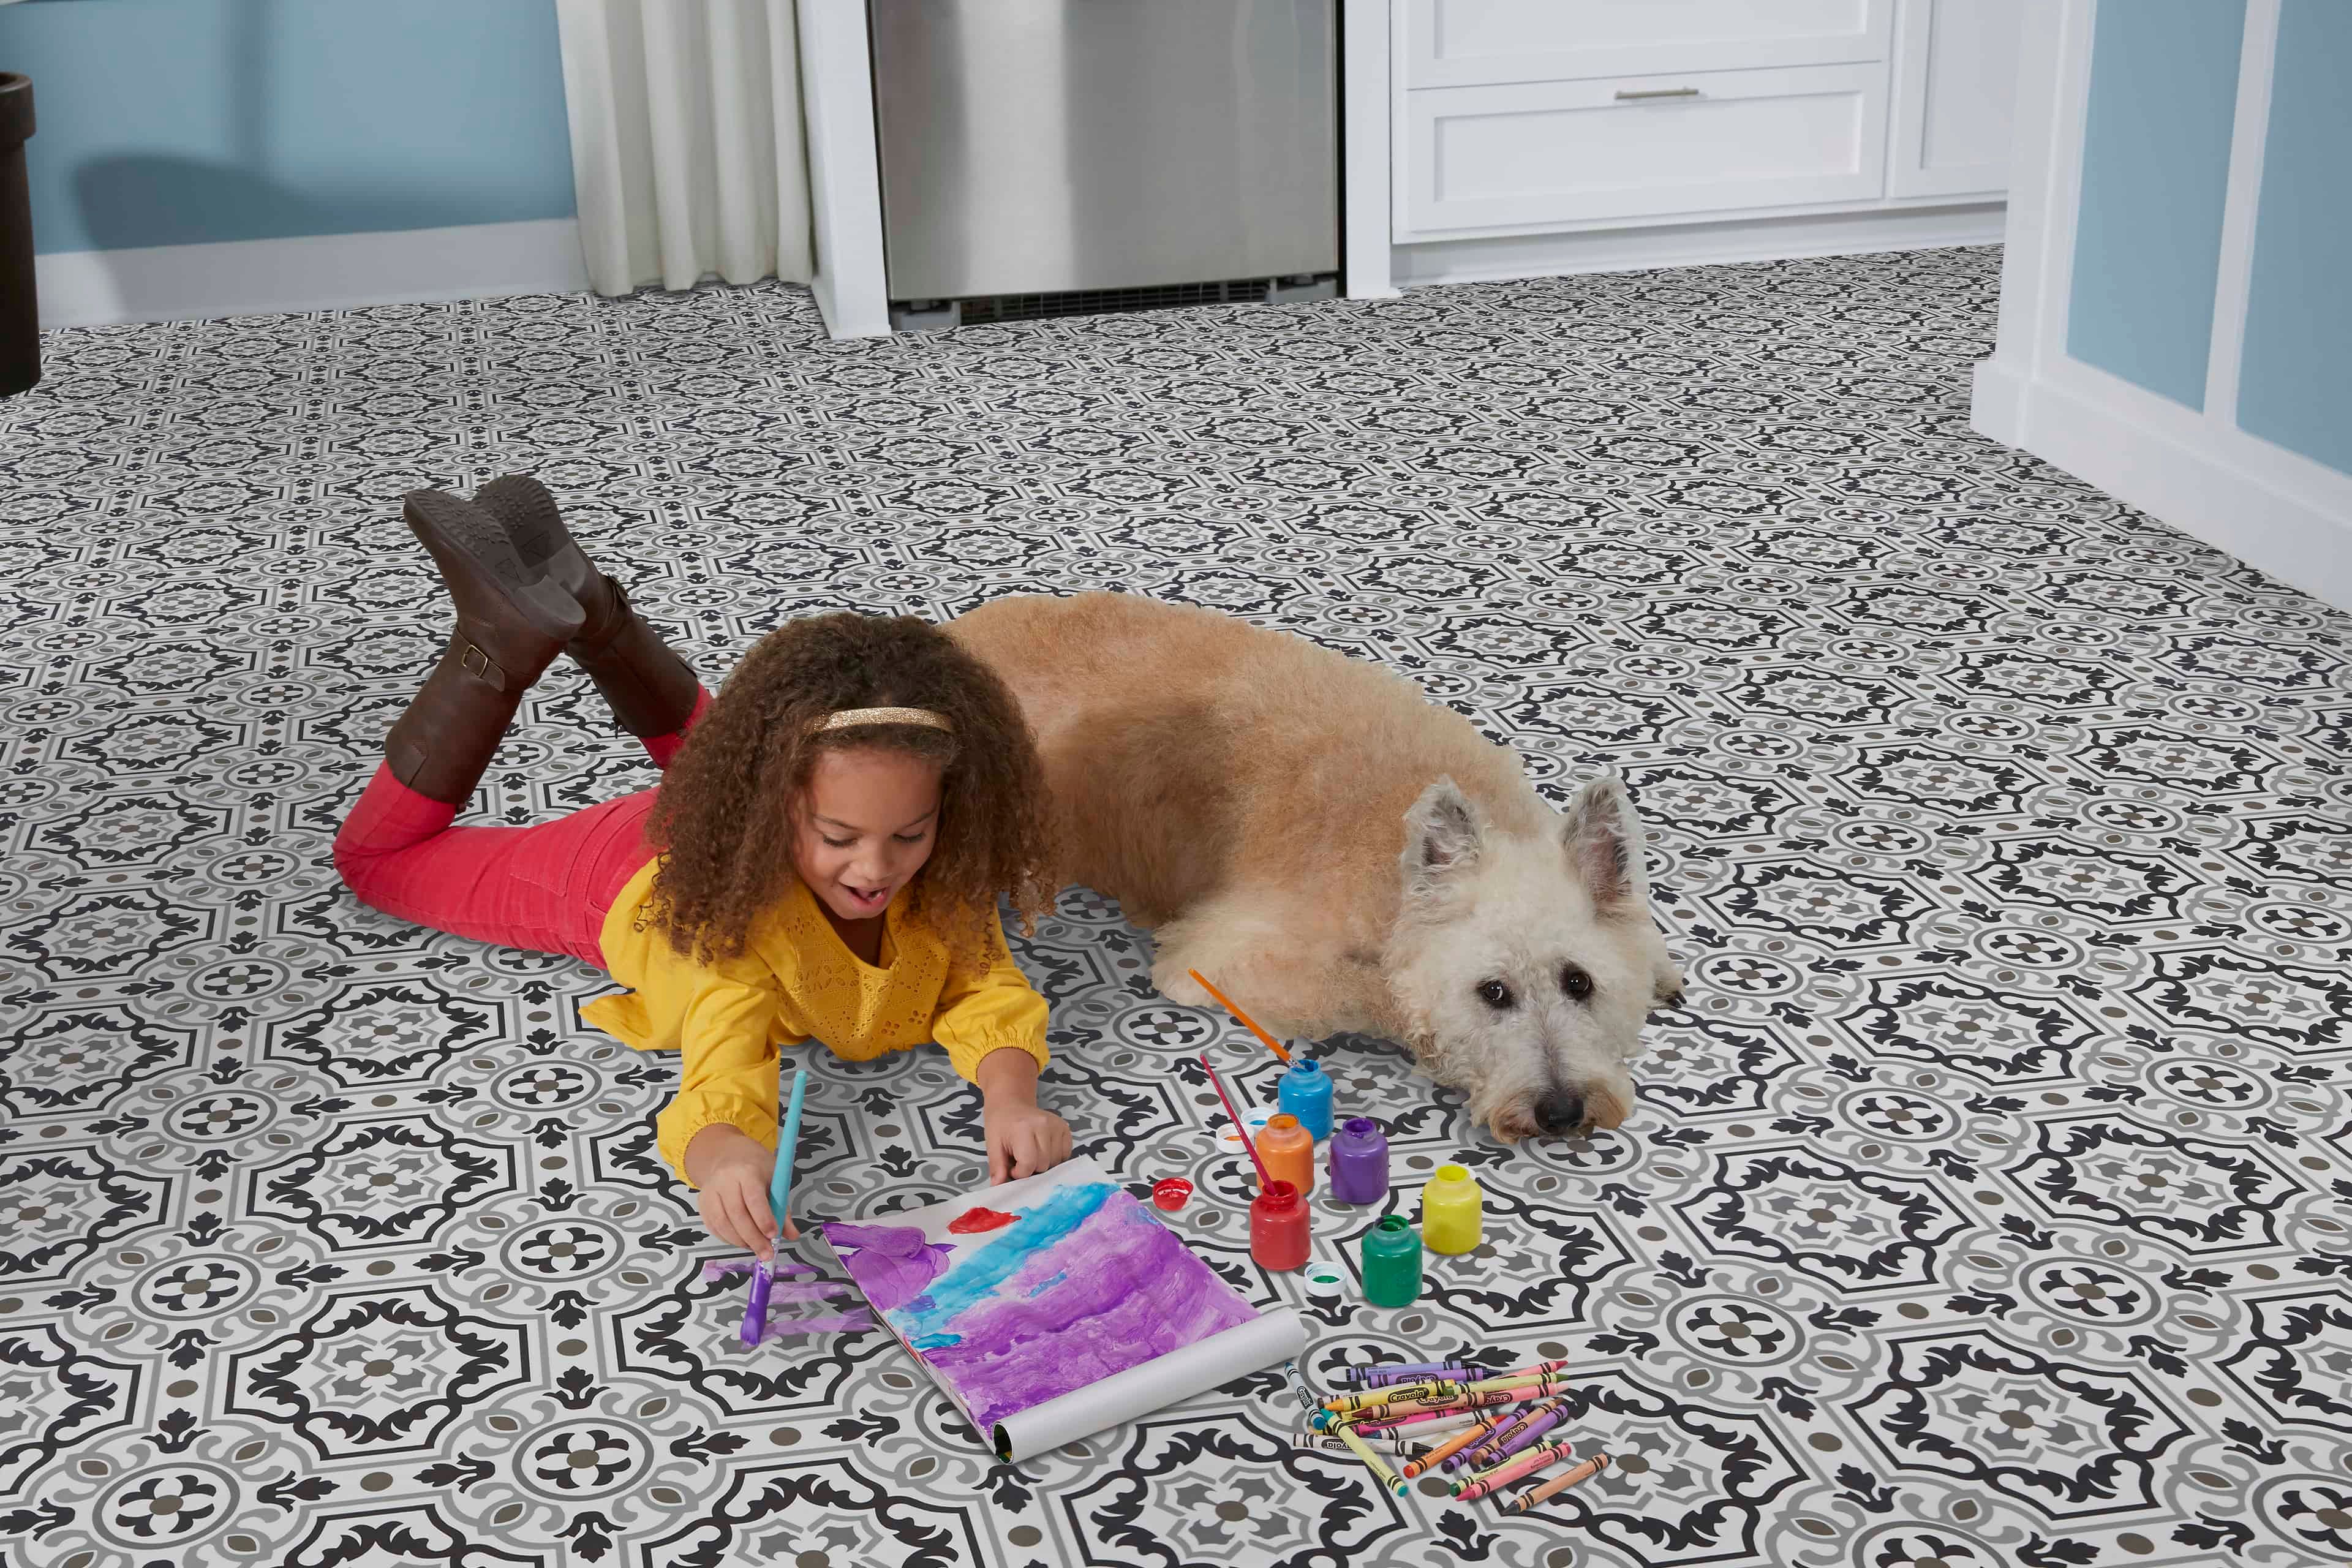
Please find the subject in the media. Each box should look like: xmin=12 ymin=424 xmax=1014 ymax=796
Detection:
xmin=1563 ymin=769 xmax=1648 ymax=914
xmin=1401 ymin=776 xmax=1483 ymax=897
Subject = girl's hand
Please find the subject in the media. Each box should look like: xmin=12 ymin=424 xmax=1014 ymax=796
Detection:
xmin=973 ymin=1046 xmax=1071 ymax=1183
xmin=984 ymin=1101 xmax=1072 ymax=1185
xmin=683 ymin=1123 xmax=796 ymax=1255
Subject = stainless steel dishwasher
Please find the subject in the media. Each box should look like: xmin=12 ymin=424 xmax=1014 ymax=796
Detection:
xmin=868 ymin=0 xmax=1338 ymax=329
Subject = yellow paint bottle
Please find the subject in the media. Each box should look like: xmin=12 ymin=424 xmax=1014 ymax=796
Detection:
xmin=1420 ymin=1163 xmax=1482 ymax=1254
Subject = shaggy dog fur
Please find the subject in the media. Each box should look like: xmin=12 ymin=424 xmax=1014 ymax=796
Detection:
xmin=949 ymin=593 xmax=1686 ymax=1140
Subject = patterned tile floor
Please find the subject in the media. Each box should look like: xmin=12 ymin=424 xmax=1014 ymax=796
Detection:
xmin=3 ymin=249 xmax=2351 ymax=1568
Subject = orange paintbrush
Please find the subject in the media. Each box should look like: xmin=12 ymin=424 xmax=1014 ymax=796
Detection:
xmin=1189 ymin=970 xmax=1292 ymax=1064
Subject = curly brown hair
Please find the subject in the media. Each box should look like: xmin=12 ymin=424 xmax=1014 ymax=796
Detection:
xmin=641 ymin=612 xmax=1057 ymax=964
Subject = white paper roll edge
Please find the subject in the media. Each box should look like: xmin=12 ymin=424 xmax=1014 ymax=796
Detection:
xmin=990 ymin=1308 xmax=1308 ymax=1461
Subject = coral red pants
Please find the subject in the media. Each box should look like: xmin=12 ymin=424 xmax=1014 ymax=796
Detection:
xmin=331 ymin=690 xmax=712 ymax=967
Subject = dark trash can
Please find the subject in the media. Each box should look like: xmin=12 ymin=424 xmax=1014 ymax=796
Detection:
xmin=1 ymin=72 xmax=37 ymax=398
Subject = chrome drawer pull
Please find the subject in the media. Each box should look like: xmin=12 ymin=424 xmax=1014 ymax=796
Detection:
xmin=1615 ymin=87 xmax=1701 ymax=100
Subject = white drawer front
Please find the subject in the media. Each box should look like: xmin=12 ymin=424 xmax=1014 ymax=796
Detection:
xmin=1406 ymin=0 xmax=1891 ymax=88
xmin=1403 ymin=64 xmax=1890 ymax=236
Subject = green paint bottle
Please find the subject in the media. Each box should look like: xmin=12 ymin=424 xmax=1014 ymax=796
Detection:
xmin=1360 ymin=1214 xmax=1423 ymax=1307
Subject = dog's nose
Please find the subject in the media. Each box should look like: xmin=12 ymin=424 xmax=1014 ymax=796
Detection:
xmin=1535 ymin=1088 xmax=1587 ymax=1135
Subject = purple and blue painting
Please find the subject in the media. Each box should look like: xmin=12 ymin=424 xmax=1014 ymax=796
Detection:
xmin=825 ymin=1169 xmax=1259 ymax=1433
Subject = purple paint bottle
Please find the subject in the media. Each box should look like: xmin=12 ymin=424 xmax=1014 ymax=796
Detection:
xmin=1327 ymin=1117 xmax=1389 ymax=1205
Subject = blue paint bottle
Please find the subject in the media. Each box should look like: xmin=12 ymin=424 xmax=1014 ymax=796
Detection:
xmin=1277 ymin=1057 xmax=1333 ymax=1140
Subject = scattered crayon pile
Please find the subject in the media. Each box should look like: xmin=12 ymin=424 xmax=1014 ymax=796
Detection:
xmin=1195 ymin=976 xmax=1610 ymax=1510
xmin=1291 ymin=1354 xmax=1611 ymax=1512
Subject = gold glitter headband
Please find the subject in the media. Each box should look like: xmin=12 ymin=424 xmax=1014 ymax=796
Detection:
xmin=813 ymin=706 xmax=954 ymax=736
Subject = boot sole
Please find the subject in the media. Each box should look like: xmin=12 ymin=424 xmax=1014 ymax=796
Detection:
xmin=473 ymin=473 xmax=570 ymax=574
xmin=472 ymin=473 xmax=614 ymax=647
xmin=404 ymin=488 xmax=585 ymax=643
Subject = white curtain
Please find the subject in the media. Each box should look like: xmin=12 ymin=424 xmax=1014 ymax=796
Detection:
xmin=554 ymin=0 xmax=816 ymax=295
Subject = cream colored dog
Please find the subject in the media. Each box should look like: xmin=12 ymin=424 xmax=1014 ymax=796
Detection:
xmin=949 ymin=592 xmax=1685 ymax=1140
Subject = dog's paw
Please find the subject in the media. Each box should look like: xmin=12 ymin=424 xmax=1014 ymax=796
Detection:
xmin=1152 ymin=963 xmax=1215 ymax=1009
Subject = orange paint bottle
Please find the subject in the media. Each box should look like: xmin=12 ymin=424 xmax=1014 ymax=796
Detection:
xmin=1260 ymin=1114 xmax=1315 ymax=1197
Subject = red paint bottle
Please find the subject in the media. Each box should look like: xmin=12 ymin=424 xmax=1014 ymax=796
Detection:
xmin=1250 ymin=1178 xmax=1311 ymax=1272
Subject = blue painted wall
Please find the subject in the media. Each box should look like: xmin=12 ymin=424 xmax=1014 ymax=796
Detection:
xmin=2235 ymin=0 xmax=2352 ymax=477
xmin=2065 ymin=0 xmax=2245 ymax=412
xmin=0 ymin=0 xmax=575 ymax=255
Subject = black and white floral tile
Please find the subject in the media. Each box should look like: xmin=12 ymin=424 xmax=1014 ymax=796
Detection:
xmin=3 ymin=247 xmax=2351 ymax=1568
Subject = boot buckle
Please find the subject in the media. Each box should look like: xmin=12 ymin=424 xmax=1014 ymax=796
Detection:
xmin=459 ymin=643 xmax=506 ymax=689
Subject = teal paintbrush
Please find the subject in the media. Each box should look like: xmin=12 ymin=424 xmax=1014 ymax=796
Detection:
xmin=740 ymin=1067 xmax=809 ymax=1349
xmin=769 ymin=1067 xmax=809 ymax=1239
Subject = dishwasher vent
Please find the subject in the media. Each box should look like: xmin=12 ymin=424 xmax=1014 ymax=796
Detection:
xmin=891 ymin=273 xmax=1338 ymax=333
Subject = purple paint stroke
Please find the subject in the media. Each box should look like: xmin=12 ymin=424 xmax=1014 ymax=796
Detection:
xmin=826 ymin=1222 xmax=956 ymax=1313
xmin=764 ymin=1281 xmax=851 ymax=1303
xmin=703 ymin=1258 xmax=813 ymax=1282
xmin=850 ymin=1184 xmax=1257 ymax=1433
xmin=758 ymin=1309 xmax=874 ymax=1341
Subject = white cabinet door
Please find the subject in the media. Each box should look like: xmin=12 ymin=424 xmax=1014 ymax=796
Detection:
xmin=1886 ymin=0 xmax=2023 ymax=198
xmin=1404 ymin=0 xmax=1891 ymax=88
xmin=1401 ymin=64 xmax=1890 ymax=236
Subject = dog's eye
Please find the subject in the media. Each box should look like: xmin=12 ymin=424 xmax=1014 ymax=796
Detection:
xmin=1561 ymin=965 xmax=1593 ymax=1001
xmin=1477 ymin=979 xmax=1513 ymax=1009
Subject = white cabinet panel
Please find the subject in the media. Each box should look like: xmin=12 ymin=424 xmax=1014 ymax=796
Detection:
xmin=1887 ymin=0 xmax=2022 ymax=197
xmin=1405 ymin=0 xmax=1890 ymax=88
xmin=1403 ymin=64 xmax=1889 ymax=236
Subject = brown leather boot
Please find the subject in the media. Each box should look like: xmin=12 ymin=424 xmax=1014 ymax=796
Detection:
xmin=473 ymin=474 xmax=702 ymax=737
xmin=384 ymin=488 xmax=586 ymax=805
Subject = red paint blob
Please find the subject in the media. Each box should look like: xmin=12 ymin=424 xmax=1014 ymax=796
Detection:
xmin=1152 ymin=1178 xmax=1194 ymax=1212
xmin=947 ymin=1207 xmax=1018 ymax=1234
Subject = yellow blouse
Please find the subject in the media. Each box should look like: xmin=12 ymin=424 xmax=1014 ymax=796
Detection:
xmin=582 ymin=862 xmax=1049 ymax=1183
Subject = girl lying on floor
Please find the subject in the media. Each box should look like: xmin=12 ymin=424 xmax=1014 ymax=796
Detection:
xmin=331 ymin=475 xmax=1072 ymax=1260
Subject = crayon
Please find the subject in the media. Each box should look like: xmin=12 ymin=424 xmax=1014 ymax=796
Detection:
xmin=1463 ymin=1436 xmax=1574 ymax=1487
xmin=1317 ymin=1379 xmax=1459 ymax=1417
xmin=1347 ymin=1369 xmax=1553 ymax=1419
xmin=1291 ymin=1431 xmax=1425 ymax=1456
xmin=1507 ymin=1453 xmax=1611 ymax=1512
xmin=1281 ymin=1360 xmax=1322 ymax=1415
xmin=1453 ymin=1370 xmax=1567 ymax=1395
xmin=1345 ymin=1360 xmax=1474 ymax=1382
xmin=1321 ymin=1375 xmax=1461 ymax=1409
xmin=1451 ymin=1397 xmax=1563 ymax=1471
xmin=1401 ymin=1410 xmax=1517 ymax=1479
xmin=1454 ymin=1439 xmax=1575 ymax=1502
xmin=1335 ymin=1421 xmax=1410 ymax=1496
xmin=1491 ymin=1357 xmax=1572 ymax=1381
xmin=1359 ymin=1363 xmax=1472 ymax=1387
xmin=1449 ymin=1401 xmax=1561 ymax=1476
xmin=1355 ymin=1408 xmax=1487 ymax=1438
xmin=1482 ymin=1400 xmax=1569 ymax=1468
xmin=1319 ymin=1378 xmax=1569 ymax=1428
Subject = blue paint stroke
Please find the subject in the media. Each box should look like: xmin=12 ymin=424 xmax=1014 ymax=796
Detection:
xmin=889 ymin=1182 xmax=1117 ymax=1341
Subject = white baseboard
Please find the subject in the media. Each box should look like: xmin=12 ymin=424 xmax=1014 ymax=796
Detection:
xmin=1973 ymin=355 xmax=2352 ymax=614
xmin=34 ymin=218 xmax=591 ymax=330
xmin=1392 ymin=203 xmax=2007 ymax=288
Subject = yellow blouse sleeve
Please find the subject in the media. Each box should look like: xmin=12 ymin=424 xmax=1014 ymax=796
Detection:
xmin=652 ymin=958 xmax=805 ymax=1185
xmin=932 ymin=910 xmax=1050 ymax=1083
